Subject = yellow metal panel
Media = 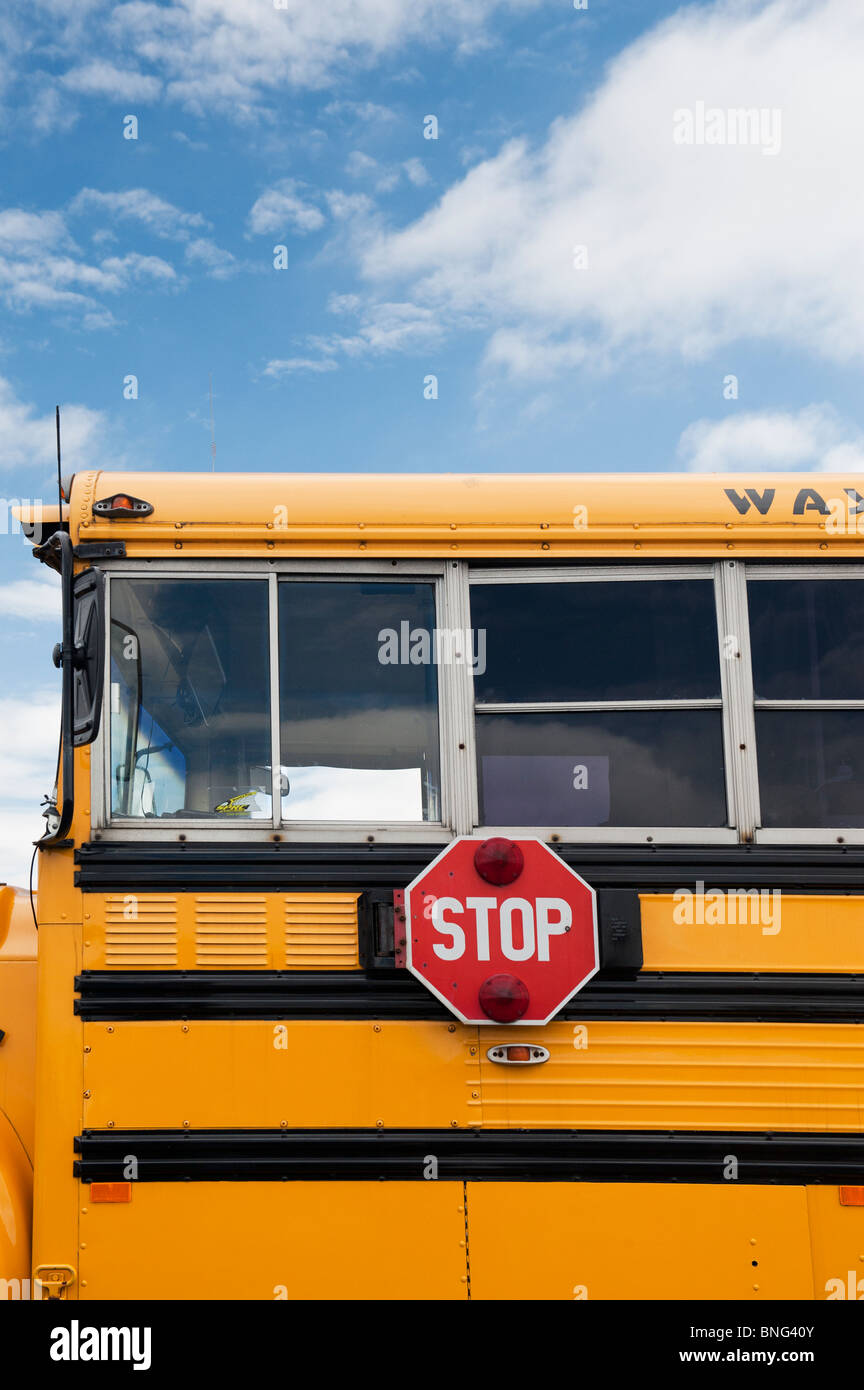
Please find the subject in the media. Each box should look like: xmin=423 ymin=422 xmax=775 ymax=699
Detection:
xmin=83 ymin=892 xmax=361 ymax=970
xmin=467 ymin=1183 xmax=814 ymax=1299
xmin=77 ymin=1181 xmax=468 ymax=1299
xmin=805 ymin=1187 xmax=864 ymax=1300
xmin=69 ymin=470 xmax=864 ymax=558
xmin=642 ymin=893 xmax=864 ymax=972
xmin=194 ymin=894 xmax=267 ymax=967
xmin=32 ymin=920 xmax=83 ymax=1300
xmin=103 ymin=894 xmax=178 ymax=968
xmin=0 ymin=1112 xmax=32 ymax=1283
xmin=0 ymin=890 xmax=37 ymax=1159
xmin=82 ymin=1021 xmax=480 ymax=1129
xmin=479 ymin=1021 xmax=864 ymax=1131
xmin=285 ymin=894 xmax=360 ymax=969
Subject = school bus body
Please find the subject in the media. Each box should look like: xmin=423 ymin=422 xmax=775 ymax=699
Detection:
xmin=5 ymin=470 xmax=864 ymax=1299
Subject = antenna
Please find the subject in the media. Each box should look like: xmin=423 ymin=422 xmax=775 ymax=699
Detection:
xmin=55 ymin=404 xmax=62 ymax=515
xmin=208 ymin=372 xmax=216 ymax=471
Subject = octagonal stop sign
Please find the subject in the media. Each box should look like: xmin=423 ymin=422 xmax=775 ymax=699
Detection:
xmin=404 ymin=837 xmax=599 ymax=1025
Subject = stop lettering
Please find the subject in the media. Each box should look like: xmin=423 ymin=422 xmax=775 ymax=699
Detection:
xmin=404 ymin=837 xmax=599 ymax=1025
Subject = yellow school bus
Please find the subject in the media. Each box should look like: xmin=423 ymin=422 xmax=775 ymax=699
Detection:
xmin=3 ymin=469 xmax=864 ymax=1300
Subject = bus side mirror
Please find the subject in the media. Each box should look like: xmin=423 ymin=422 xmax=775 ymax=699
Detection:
xmin=71 ymin=568 xmax=105 ymax=746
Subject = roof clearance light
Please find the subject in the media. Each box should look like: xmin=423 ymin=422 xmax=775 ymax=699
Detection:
xmin=93 ymin=494 xmax=154 ymax=521
xmin=479 ymin=973 xmax=529 ymax=1023
xmin=473 ymin=837 xmax=524 ymax=886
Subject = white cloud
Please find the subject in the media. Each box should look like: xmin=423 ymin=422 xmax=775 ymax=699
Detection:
xmin=323 ymin=100 xmax=397 ymax=123
xmin=68 ymin=187 xmax=208 ymax=240
xmin=0 ymin=691 xmax=61 ymax=888
xmin=104 ymin=0 xmax=540 ymax=114
xmin=0 ymin=188 xmax=232 ymax=321
xmin=0 ymin=209 xmax=71 ymax=251
xmin=61 ymin=61 xmax=162 ymax=101
xmin=184 ymin=237 xmax=238 ymax=278
xmin=345 ymin=152 xmax=431 ymax=193
xmin=0 ymin=375 xmax=109 ymax=471
xmin=403 ymin=158 xmax=430 ymax=188
xmin=678 ymin=405 xmax=864 ymax=473
xmin=263 ymin=357 xmax=339 ymax=377
xmin=354 ymin=0 xmax=864 ymax=378
xmin=311 ymin=297 xmax=445 ymax=358
xmin=247 ymin=181 xmax=325 ymax=236
xmin=0 ymin=573 xmax=60 ymax=620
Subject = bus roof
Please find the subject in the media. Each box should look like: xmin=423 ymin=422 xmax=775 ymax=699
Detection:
xmin=51 ymin=470 xmax=864 ymax=559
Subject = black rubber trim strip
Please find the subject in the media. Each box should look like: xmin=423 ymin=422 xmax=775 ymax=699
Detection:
xmin=73 ymin=1128 xmax=864 ymax=1184
xmin=74 ymin=970 xmax=864 ymax=1022
xmin=74 ymin=840 xmax=864 ymax=891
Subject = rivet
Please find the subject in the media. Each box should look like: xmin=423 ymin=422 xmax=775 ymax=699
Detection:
xmin=175 ymin=541 xmax=182 ymax=549
xmin=106 ymin=1026 xmax=114 ymax=1033
xmin=471 ymin=1091 xmax=479 ymax=1099
xmin=107 ymin=1121 xmax=114 ymax=1128
xmin=634 ymin=543 xmax=641 ymax=550
xmin=280 ymin=1120 xmax=288 ymax=1129
xmin=376 ymin=1120 xmax=384 ymax=1128
xmin=451 ymin=1121 xmax=459 ymax=1128
xmin=83 ymin=1045 xmax=91 ymax=1054
xmin=448 ymin=1024 xmax=456 ymax=1033
xmin=83 ymin=1090 xmax=91 ymax=1099
xmin=373 ymin=1024 xmax=381 ymax=1033
xmin=541 ymin=542 xmax=550 ymax=550
xmin=266 ymin=521 xmax=273 ymax=529
xmin=80 ymin=1243 xmax=87 ymax=1250
xmin=469 ymin=1047 xmax=477 ymax=1055
xmin=540 ymin=522 xmax=549 ymax=530
xmin=450 ymin=523 xmax=457 ymax=530
xmin=183 ymin=1121 xmax=190 ymax=1128
xmin=820 ymin=542 xmax=828 ymax=550
xmin=182 ymin=1024 xmax=189 ymax=1033
xmin=81 ymin=1208 xmax=88 ymax=1214
xmin=752 ymin=1284 xmax=759 ymax=1291
xmin=267 ymin=541 xmax=274 ymax=550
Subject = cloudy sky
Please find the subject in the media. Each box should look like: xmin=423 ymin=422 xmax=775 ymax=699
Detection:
xmin=0 ymin=0 xmax=862 ymax=881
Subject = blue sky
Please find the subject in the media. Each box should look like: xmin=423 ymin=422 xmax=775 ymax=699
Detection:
xmin=1 ymin=0 xmax=862 ymax=880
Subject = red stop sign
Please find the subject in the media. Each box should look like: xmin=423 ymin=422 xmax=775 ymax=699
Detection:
xmin=404 ymin=837 xmax=599 ymax=1025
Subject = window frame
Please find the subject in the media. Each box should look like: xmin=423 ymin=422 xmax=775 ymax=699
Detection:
xmin=93 ymin=558 xmax=464 ymax=843
xmin=90 ymin=556 xmax=864 ymax=846
xmin=467 ymin=563 xmax=739 ymax=844
xmin=745 ymin=562 xmax=864 ymax=845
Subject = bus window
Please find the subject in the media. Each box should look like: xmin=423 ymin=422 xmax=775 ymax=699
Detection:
xmin=278 ymin=581 xmax=440 ymax=822
xmin=109 ymin=579 xmax=271 ymax=818
xmin=749 ymin=577 xmax=864 ymax=827
xmin=470 ymin=577 xmax=725 ymax=828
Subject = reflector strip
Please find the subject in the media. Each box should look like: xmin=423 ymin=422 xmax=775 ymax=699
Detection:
xmin=89 ymin=1181 xmax=132 ymax=1203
